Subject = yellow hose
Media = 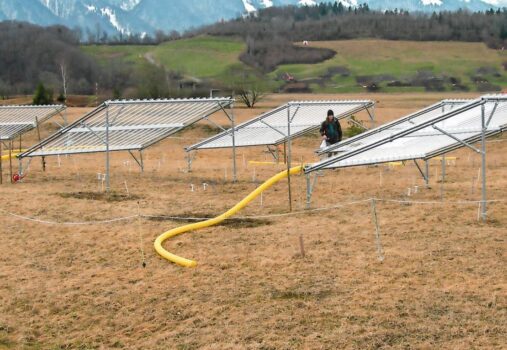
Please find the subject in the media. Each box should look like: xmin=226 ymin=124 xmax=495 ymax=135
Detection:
xmin=0 ymin=152 xmax=21 ymax=161
xmin=154 ymin=165 xmax=303 ymax=267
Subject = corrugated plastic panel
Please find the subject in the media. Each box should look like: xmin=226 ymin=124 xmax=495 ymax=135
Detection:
xmin=186 ymin=100 xmax=374 ymax=150
xmin=20 ymin=98 xmax=233 ymax=157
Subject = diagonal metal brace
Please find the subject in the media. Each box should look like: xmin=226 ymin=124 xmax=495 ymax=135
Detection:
xmin=259 ymin=119 xmax=287 ymax=137
xmin=203 ymin=116 xmax=226 ymax=132
xmin=81 ymin=122 xmax=108 ymax=145
xmin=128 ymin=150 xmax=144 ymax=170
xmin=289 ymin=105 xmax=300 ymax=123
xmin=413 ymin=160 xmax=428 ymax=182
xmin=432 ymin=125 xmax=483 ymax=154
xmin=486 ymin=102 xmax=498 ymax=128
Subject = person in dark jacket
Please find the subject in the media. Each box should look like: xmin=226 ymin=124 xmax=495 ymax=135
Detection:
xmin=320 ymin=109 xmax=343 ymax=147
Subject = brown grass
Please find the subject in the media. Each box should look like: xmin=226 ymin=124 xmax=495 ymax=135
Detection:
xmin=0 ymin=93 xmax=505 ymax=349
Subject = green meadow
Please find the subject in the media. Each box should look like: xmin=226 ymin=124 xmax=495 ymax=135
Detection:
xmin=82 ymin=36 xmax=507 ymax=93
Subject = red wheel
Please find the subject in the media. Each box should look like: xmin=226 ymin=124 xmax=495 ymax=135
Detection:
xmin=12 ymin=174 xmax=20 ymax=182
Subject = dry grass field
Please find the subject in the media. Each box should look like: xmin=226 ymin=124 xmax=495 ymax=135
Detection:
xmin=0 ymin=93 xmax=505 ymax=349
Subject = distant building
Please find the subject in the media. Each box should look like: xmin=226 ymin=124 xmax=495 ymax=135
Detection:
xmin=281 ymin=72 xmax=295 ymax=82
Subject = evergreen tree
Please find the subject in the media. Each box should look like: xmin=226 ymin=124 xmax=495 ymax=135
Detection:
xmin=32 ymin=83 xmax=54 ymax=105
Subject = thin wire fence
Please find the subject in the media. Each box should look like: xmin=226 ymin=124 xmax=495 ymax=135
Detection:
xmin=1 ymin=197 xmax=505 ymax=226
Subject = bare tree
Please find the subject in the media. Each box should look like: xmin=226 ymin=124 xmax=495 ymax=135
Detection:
xmin=57 ymin=58 xmax=69 ymax=99
xmin=237 ymin=87 xmax=264 ymax=108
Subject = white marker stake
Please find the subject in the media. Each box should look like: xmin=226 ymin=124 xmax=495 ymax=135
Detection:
xmin=190 ymin=184 xmax=195 ymax=192
xmin=407 ymin=188 xmax=411 ymax=197
xmin=57 ymin=155 xmax=61 ymax=168
xmin=414 ymin=185 xmax=418 ymax=194
xmin=260 ymin=191 xmax=264 ymax=207
xmin=124 ymin=180 xmax=130 ymax=197
xmin=203 ymin=183 xmax=208 ymax=191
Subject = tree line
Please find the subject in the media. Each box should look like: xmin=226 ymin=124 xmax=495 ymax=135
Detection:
xmin=193 ymin=3 xmax=507 ymax=71
xmin=1 ymin=3 xmax=507 ymax=100
xmin=0 ymin=21 xmax=183 ymax=101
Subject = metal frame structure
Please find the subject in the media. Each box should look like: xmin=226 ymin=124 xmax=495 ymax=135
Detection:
xmin=186 ymin=100 xmax=375 ymax=209
xmin=18 ymin=98 xmax=234 ymax=191
xmin=317 ymin=99 xmax=470 ymax=156
xmin=0 ymin=104 xmax=66 ymax=184
xmin=187 ymin=100 xmax=375 ymax=151
xmin=304 ymin=95 xmax=507 ymax=220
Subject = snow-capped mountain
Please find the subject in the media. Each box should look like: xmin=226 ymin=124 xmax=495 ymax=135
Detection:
xmin=0 ymin=0 xmax=505 ymax=38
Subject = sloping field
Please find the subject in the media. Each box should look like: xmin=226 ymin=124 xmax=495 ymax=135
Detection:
xmin=0 ymin=93 xmax=505 ymax=349
xmin=276 ymin=40 xmax=507 ymax=92
xmin=151 ymin=36 xmax=246 ymax=79
xmin=82 ymin=37 xmax=507 ymax=93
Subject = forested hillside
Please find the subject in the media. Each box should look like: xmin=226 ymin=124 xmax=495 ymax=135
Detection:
xmin=1 ymin=4 xmax=507 ymax=99
xmin=196 ymin=4 xmax=507 ymax=71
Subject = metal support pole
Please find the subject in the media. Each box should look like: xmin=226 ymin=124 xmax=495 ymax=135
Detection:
xmin=35 ymin=117 xmax=46 ymax=172
xmin=440 ymin=154 xmax=446 ymax=201
xmin=231 ymin=103 xmax=237 ymax=182
xmin=18 ymin=134 xmax=21 ymax=152
xmin=8 ymin=140 xmax=13 ymax=184
xmin=105 ymin=105 xmax=111 ymax=192
xmin=305 ymin=173 xmax=319 ymax=209
xmin=371 ymin=104 xmax=376 ymax=128
xmin=425 ymin=160 xmax=429 ymax=188
xmin=287 ymin=105 xmax=293 ymax=212
xmin=283 ymin=142 xmax=287 ymax=164
xmin=480 ymin=104 xmax=487 ymax=221
xmin=18 ymin=158 xmax=22 ymax=179
xmin=306 ymin=173 xmax=311 ymax=209
xmin=139 ymin=151 xmax=144 ymax=173
xmin=440 ymin=104 xmax=446 ymax=200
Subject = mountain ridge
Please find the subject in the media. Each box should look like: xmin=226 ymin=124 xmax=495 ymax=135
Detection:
xmin=0 ymin=0 xmax=504 ymax=38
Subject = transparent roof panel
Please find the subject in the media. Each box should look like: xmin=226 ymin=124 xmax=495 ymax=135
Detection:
xmin=186 ymin=100 xmax=374 ymax=150
xmin=20 ymin=98 xmax=233 ymax=157
xmin=306 ymin=96 xmax=507 ymax=172
xmin=0 ymin=105 xmax=66 ymax=140
xmin=318 ymin=99 xmax=471 ymax=155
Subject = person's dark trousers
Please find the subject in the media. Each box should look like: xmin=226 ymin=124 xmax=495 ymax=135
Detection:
xmin=326 ymin=140 xmax=339 ymax=157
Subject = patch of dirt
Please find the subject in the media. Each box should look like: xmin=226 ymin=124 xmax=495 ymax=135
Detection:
xmin=146 ymin=212 xmax=272 ymax=228
xmin=56 ymin=191 xmax=141 ymax=202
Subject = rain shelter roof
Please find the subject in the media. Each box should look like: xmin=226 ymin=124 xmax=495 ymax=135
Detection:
xmin=19 ymin=98 xmax=233 ymax=158
xmin=305 ymin=95 xmax=507 ymax=173
xmin=0 ymin=105 xmax=66 ymax=141
xmin=186 ymin=100 xmax=375 ymax=151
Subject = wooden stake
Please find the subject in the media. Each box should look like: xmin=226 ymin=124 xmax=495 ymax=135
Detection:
xmin=299 ymin=234 xmax=305 ymax=258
